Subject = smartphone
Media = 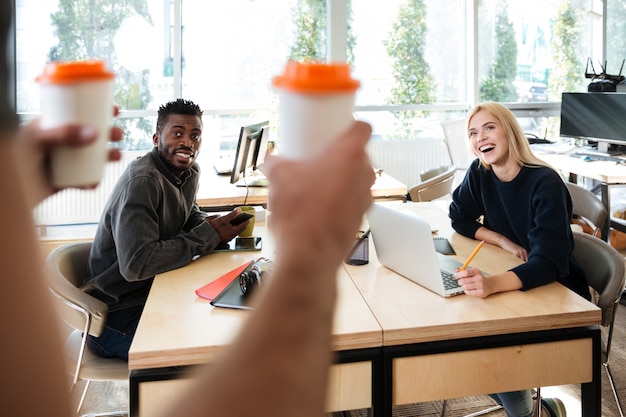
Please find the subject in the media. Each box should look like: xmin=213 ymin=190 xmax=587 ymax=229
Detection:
xmin=230 ymin=212 xmax=254 ymax=226
xmin=213 ymin=237 xmax=262 ymax=252
xmin=234 ymin=237 xmax=262 ymax=251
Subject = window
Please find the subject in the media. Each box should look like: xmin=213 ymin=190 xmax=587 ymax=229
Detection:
xmin=352 ymin=0 xmax=467 ymax=106
xmin=477 ymin=0 xmax=601 ymax=138
xmin=606 ymin=0 xmax=626 ymax=74
xmin=181 ymin=0 xmax=296 ymax=110
xmin=350 ymin=0 xmax=469 ymax=140
xmin=12 ymin=0 xmax=613 ymax=225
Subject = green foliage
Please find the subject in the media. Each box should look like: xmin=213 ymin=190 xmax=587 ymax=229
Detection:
xmin=288 ymin=0 xmax=356 ymax=65
xmin=289 ymin=0 xmax=326 ymax=61
xmin=479 ymin=7 xmax=518 ymax=102
xmin=48 ymin=0 xmax=154 ymax=150
xmin=548 ymin=0 xmax=584 ymax=100
xmin=384 ymin=0 xmax=434 ymax=138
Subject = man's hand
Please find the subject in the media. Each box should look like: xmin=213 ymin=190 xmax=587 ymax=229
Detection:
xmin=206 ymin=208 xmax=250 ymax=243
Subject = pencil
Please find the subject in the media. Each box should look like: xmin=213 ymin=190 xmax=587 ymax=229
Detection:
xmin=459 ymin=240 xmax=484 ymax=270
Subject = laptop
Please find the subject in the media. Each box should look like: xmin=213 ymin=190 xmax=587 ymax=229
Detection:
xmin=366 ymin=203 xmax=465 ymax=297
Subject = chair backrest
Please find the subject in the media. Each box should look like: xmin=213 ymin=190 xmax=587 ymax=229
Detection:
xmin=565 ymin=182 xmax=608 ymax=237
xmin=409 ymin=165 xmax=456 ymax=202
xmin=420 ymin=165 xmax=449 ymax=182
xmin=572 ymin=231 xmax=625 ymax=326
xmin=441 ymin=119 xmax=473 ymax=171
xmin=44 ymin=241 xmax=108 ymax=337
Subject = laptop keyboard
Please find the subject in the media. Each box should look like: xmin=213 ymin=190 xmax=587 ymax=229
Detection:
xmin=441 ymin=270 xmax=461 ymax=291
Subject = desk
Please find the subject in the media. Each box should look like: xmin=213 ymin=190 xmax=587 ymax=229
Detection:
xmin=195 ymin=170 xmax=408 ymax=209
xmin=345 ymin=202 xmax=602 ymax=416
xmin=128 ymin=219 xmax=383 ymax=416
xmin=537 ymin=151 xmax=626 ymax=240
xmin=128 ymin=202 xmax=602 ymax=417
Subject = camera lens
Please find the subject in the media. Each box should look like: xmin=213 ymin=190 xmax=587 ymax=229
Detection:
xmin=239 ymin=270 xmax=256 ymax=295
xmin=239 ymin=258 xmax=273 ymax=295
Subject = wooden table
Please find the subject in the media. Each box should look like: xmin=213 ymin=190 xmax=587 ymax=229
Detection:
xmin=128 ymin=202 xmax=602 ymax=417
xmin=195 ymin=170 xmax=408 ymax=209
xmin=128 ymin=218 xmax=383 ymax=416
xmin=537 ymin=150 xmax=626 ymax=239
xmin=346 ymin=201 xmax=602 ymax=416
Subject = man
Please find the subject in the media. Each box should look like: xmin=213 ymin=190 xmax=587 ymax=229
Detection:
xmin=82 ymin=99 xmax=249 ymax=360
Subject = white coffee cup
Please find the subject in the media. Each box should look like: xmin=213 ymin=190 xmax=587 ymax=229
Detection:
xmin=37 ymin=60 xmax=115 ymax=188
xmin=272 ymin=61 xmax=360 ymax=160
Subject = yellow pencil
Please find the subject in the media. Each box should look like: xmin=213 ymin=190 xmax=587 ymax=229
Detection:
xmin=459 ymin=240 xmax=484 ymax=270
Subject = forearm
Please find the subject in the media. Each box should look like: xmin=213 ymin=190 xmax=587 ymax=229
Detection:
xmin=168 ymin=257 xmax=338 ymax=417
xmin=485 ymin=270 xmax=523 ymax=294
xmin=115 ymin=220 xmax=220 ymax=280
xmin=474 ymin=226 xmax=507 ymax=247
xmin=0 ymin=143 xmax=72 ymax=417
xmin=183 ymin=204 xmax=208 ymax=231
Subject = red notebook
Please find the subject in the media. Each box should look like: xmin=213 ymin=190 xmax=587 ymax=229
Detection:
xmin=195 ymin=260 xmax=253 ymax=301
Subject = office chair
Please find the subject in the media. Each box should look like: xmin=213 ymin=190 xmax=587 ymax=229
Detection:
xmin=441 ymin=119 xmax=473 ymax=172
xmin=44 ymin=241 xmax=128 ymax=417
xmin=571 ymin=231 xmax=625 ymax=417
xmin=565 ymin=182 xmax=608 ymax=238
xmin=408 ymin=165 xmax=456 ymax=202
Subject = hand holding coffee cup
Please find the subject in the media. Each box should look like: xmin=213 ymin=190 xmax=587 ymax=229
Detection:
xmin=272 ymin=61 xmax=360 ymax=160
xmin=37 ymin=60 xmax=115 ymax=188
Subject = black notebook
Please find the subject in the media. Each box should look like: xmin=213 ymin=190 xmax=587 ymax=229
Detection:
xmin=433 ymin=237 xmax=456 ymax=255
xmin=210 ymin=276 xmax=252 ymax=310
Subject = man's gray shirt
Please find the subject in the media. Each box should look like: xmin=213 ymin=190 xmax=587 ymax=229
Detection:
xmin=83 ymin=148 xmax=220 ymax=312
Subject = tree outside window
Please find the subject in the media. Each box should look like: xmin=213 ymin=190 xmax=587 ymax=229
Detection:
xmin=288 ymin=0 xmax=356 ymax=65
xmin=384 ymin=0 xmax=434 ymax=139
xmin=49 ymin=0 xmax=154 ymax=150
xmin=480 ymin=6 xmax=518 ymax=102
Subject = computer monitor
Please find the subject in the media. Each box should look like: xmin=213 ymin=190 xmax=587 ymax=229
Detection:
xmin=560 ymin=92 xmax=626 ymax=153
xmin=252 ymin=126 xmax=270 ymax=171
xmin=230 ymin=120 xmax=270 ymax=187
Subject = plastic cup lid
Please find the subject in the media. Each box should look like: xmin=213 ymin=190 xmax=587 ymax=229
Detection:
xmin=272 ymin=61 xmax=360 ymax=93
xmin=37 ymin=60 xmax=115 ymax=84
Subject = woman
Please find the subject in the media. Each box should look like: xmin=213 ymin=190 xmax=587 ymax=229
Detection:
xmin=450 ymin=102 xmax=590 ymax=417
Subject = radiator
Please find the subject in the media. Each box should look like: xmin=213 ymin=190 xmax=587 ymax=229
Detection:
xmin=366 ymin=139 xmax=451 ymax=188
xmin=33 ymin=152 xmax=143 ymax=226
xmin=34 ymin=140 xmax=451 ymax=226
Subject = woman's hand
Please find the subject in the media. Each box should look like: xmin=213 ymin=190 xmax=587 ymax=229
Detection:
xmin=498 ymin=239 xmax=528 ymax=261
xmin=454 ymin=267 xmax=492 ymax=298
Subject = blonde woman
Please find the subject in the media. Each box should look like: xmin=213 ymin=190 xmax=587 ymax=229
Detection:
xmin=450 ymin=102 xmax=590 ymax=417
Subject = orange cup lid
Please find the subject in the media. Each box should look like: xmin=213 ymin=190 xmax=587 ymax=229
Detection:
xmin=272 ymin=61 xmax=360 ymax=93
xmin=37 ymin=60 xmax=115 ymax=84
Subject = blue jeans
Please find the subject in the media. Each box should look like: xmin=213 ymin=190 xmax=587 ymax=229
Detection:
xmin=87 ymin=304 xmax=144 ymax=361
xmin=490 ymin=390 xmax=534 ymax=417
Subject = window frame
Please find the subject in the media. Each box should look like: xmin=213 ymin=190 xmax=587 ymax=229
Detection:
xmin=10 ymin=0 xmax=607 ymax=127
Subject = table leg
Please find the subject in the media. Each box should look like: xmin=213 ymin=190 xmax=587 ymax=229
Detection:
xmin=600 ymin=183 xmax=611 ymax=243
xmin=580 ymin=327 xmax=602 ymax=417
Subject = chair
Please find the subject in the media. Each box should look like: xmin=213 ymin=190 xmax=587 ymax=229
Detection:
xmin=565 ymin=181 xmax=608 ymax=238
xmin=408 ymin=165 xmax=456 ymax=202
xmin=441 ymin=119 xmax=473 ymax=171
xmin=571 ymin=231 xmax=625 ymax=417
xmin=44 ymin=241 xmax=128 ymax=417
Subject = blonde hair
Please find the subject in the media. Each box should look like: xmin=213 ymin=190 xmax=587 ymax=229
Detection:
xmin=466 ymin=101 xmax=551 ymax=170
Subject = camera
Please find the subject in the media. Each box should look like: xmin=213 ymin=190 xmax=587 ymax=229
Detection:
xmin=239 ymin=257 xmax=273 ymax=295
